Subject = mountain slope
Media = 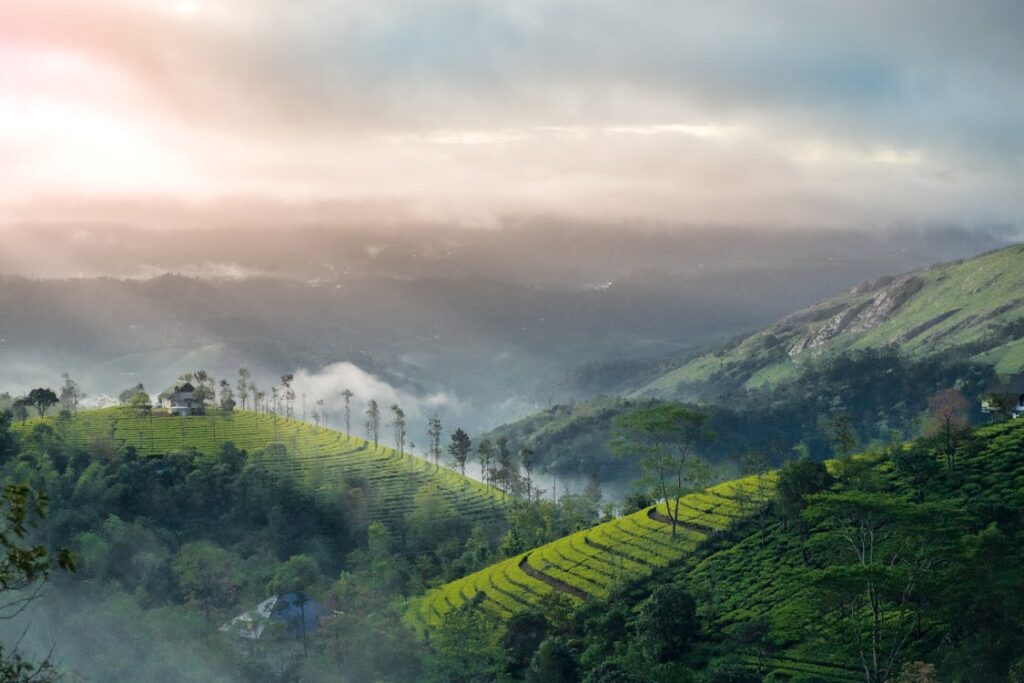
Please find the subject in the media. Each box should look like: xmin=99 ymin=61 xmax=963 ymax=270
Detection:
xmin=418 ymin=417 xmax=1024 ymax=681
xmin=17 ymin=408 xmax=506 ymax=527
xmin=637 ymin=243 xmax=1024 ymax=399
xmin=409 ymin=472 xmax=774 ymax=629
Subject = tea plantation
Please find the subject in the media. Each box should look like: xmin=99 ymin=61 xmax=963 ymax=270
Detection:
xmin=17 ymin=407 xmax=506 ymax=527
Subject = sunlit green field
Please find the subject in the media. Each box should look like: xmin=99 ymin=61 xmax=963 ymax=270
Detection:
xmin=411 ymin=472 xmax=776 ymax=629
xmin=16 ymin=407 xmax=506 ymax=526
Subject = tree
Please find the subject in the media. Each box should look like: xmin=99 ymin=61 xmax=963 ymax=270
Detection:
xmin=280 ymin=374 xmax=295 ymax=419
xmin=390 ymin=404 xmax=406 ymax=455
xmin=191 ymin=369 xmax=215 ymax=409
xmin=520 ymin=446 xmax=535 ymax=500
xmin=316 ymin=397 xmax=326 ymax=430
xmin=611 ymin=404 xmax=713 ymax=537
xmin=427 ymin=415 xmax=443 ymax=469
xmin=925 ymin=388 xmax=970 ymax=470
xmin=448 ymin=428 xmax=472 ymax=476
xmin=218 ymin=379 xmax=236 ymax=413
xmin=59 ymin=372 xmax=85 ymax=413
xmin=504 ymin=611 xmax=549 ymax=679
xmin=820 ymin=411 xmax=858 ymax=459
xmin=10 ymin=399 xmax=29 ymax=425
xmin=527 ymin=636 xmax=578 ymax=683
xmin=0 ymin=481 xmax=74 ymax=680
xmin=340 ymin=388 xmax=354 ymax=434
xmin=253 ymin=386 xmax=265 ymax=414
xmin=775 ymin=455 xmax=833 ymax=531
xmin=892 ymin=447 xmax=941 ymax=502
xmin=118 ymin=383 xmax=148 ymax=405
xmin=127 ymin=392 xmax=152 ymax=415
xmin=171 ymin=542 xmax=241 ymax=618
xmin=432 ymin=603 xmax=508 ymax=682
xmin=495 ymin=436 xmax=517 ymax=495
xmin=803 ymin=492 xmax=964 ymax=683
xmin=25 ymin=388 xmax=59 ymax=419
xmin=636 ymin=583 xmax=699 ymax=662
xmin=365 ymin=400 xmax=380 ymax=448
xmin=477 ymin=438 xmax=494 ymax=488
xmin=236 ymin=367 xmax=251 ymax=410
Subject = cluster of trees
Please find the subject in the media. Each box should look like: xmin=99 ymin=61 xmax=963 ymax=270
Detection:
xmin=6 ymin=374 xmax=87 ymax=424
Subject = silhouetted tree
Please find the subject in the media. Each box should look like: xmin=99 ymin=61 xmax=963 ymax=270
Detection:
xmin=448 ymin=428 xmax=472 ymax=476
xmin=428 ymin=415 xmax=442 ymax=468
xmin=340 ymin=388 xmax=354 ymax=434
xmin=26 ymin=388 xmax=59 ymax=419
xmin=391 ymin=404 xmax=406 ymax=455
xmin=365 ymin=400 xmax=380 ymax=448
xmin=59 ymin=373 xmax=85 ymax=413
xmin=236 ymin=367 xmax=251 ymax=410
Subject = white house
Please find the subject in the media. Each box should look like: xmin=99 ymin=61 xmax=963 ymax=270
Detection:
xmin=981 ymin=374 xmax=1024 ymax=419
xmin=159 ymin=382 xmax=202 ymax=416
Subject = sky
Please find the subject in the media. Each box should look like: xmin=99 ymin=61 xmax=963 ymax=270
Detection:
xmin=1 ymin=1 xmax=1022 ymax=231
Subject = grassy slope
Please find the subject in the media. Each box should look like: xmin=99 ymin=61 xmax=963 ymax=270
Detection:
xmin=17 ymin=408 xmax=506 ymax=527
xmin=638 ymin=243 xmax=1024 ymax=398
xmin=409 ymin=472 xmax=776 ymax=629
xmin=678 ymin=418 xmax=1024 ymax=680
xmin=416 ymin=418 xmax=1024 ymax=680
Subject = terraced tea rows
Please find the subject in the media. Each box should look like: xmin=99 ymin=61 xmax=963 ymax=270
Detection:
xmin=412 ymin=472 xmax=775 ymax=629
xmin=19 ymin=408 xmax=506 ymax=526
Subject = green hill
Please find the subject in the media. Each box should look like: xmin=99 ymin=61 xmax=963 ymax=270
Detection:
xmin=638 ymin=243 xmax=1024 ymax=399
xmin=17 ymin=408 xmax=506 ymax=527
xmin=410 ymin=472 xmax=776 ymax=629
xmin=418 ymin=417 xmax=1024 ymax=681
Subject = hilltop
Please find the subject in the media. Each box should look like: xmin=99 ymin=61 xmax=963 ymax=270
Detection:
xmin=14 ymin=407 xmax=506 ymax=529
xmin=638 ymin=243 xmax=1024 ymax=400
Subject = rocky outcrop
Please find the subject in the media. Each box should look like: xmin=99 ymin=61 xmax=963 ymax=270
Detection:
xmin=788 ymin=274 xmax=924 ymax=356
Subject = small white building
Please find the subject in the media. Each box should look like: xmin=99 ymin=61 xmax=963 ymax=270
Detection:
xmin=981 ymin=374 xmax=1024 ymax=419
xmin=159 ymin=382 xmax=202 ymax=416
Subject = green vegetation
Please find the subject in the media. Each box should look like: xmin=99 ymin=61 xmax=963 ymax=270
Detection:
xmin=422 ymin=414 xmax=1024 ymax=682
xmin=14 ymin=407 xmax=505 ymax=528
xmin=486 ymin=347 xmax=993 ymax=478
xmin=411 ymin=472 xmax=774 ymax=630
xmin=639 ymin=243 xmax=1024 ymax=398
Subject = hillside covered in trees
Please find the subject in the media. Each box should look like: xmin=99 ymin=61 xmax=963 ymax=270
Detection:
xmin=424 ymin=414 xmax=1024 ymax=683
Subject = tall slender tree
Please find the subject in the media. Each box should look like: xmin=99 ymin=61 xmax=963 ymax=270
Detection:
xmin=340 ymin=388 xmax=354 ymax=434
xmin=365 ymin=400 xmax=380 ymax=448
xmin=477 ymin=439 xmax=494 ymax=488
xmin=428 ymin=415 xmax=443 ymax=469
xmin=236 ymin=367 xmax=251 ymax=410
xmin=495 ymin=436 xmax=516 ymax=495
xmin=280 ymin=374 xmax=295 ymax=419
xmin=391 ymin=404 xmax=406 ymax=455
xmin=448 ymin=428 xmax=472 ymax=476
xmin=519 ymin=446 xmax=535 ymax=500
xmin=59 ymin=373 xmax=85 ymax=414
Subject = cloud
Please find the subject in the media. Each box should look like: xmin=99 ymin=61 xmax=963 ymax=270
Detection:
xmin=285 ymin=362 xmax=461 ymax=437
xmin=0 ymin=1 xmax=1021 ymax=229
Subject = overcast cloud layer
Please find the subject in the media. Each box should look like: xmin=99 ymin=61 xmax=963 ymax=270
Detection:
xmin=1 ymin=1 xmax=1022 ymax=229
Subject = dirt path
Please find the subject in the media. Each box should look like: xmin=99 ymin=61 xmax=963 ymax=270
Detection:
xmin=518 ymin=554 xmax=590 ymax=600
